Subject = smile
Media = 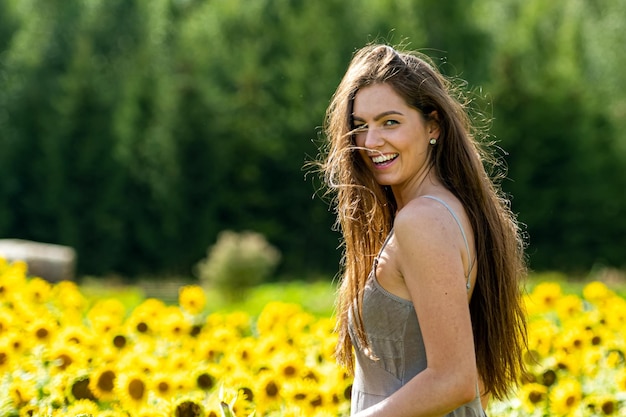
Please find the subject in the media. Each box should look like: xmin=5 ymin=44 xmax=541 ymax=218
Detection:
xmin=371 ymin=153 xmax=399 ymax=165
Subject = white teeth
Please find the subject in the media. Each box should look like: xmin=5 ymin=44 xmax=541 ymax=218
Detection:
xmin=371 ymin=153 xmax=398 ymax=164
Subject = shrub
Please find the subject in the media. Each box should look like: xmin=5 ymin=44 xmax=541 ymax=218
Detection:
xmin=195 ymin=230 xmax=281 ymax=301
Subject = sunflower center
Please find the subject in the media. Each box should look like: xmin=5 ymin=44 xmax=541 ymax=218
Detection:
xmin=528 ymin=391 xmax=544 ymax=404
xmin=35 ymin=328 xmax=49 ymax=339
xmin=71 ymin=378 xmax=96 ymax=401
xmin=98 ymin=370 xmax=115 ymax=392
xmin=283 ymin=365 xmax=296 ymax=377
xmin=175 ymin=401 xmax=203 ymax=417
xmin=265 ymin=381 xmax=279 ymax=397
xmin=197 ymin=373 xmax=215 ymax=390
xmin=113 ymin=335 xmax=127 ymax=348
xmin=57 ymin=354 xmax=72 ymax=370
xmin=128 ymin=379 xmax=145 ymax=400
xmin=158 ymin=381 xmax=170 ymax=393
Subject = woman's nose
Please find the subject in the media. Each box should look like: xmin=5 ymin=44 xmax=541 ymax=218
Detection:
xmin=363 ymin=127 xmax=384 ymax=148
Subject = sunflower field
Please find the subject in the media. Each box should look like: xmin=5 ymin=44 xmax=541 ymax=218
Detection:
xmin=1 ymin=258 xmax=625 ymax=417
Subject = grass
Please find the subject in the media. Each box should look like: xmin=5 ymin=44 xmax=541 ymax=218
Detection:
xmin=77 ymin=268 xmax=626 ymax=317
xmin=78 ymin=276 xmax=338 ymax=317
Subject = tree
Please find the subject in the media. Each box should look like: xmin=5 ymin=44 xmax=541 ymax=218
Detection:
xmin=483 ymin=0 xmax=626 ymax=271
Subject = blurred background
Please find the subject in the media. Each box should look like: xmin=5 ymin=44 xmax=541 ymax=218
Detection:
xmin=0 ymin=0 xmax=624 ymax=285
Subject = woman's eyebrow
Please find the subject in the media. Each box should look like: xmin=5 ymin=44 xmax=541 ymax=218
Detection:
xmin=352 ymin=110 xmax=404 ymax=122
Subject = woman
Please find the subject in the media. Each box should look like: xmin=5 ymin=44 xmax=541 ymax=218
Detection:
xmin=319 ymin=44 xmax=527 ymax=416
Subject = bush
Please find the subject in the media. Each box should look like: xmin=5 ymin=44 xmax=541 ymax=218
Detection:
xmin=195 ymin=230 xmax=281 ymax=301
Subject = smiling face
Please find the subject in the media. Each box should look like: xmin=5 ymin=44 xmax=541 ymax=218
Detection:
xmin=352 ymin=83 xmax=439 ymax=199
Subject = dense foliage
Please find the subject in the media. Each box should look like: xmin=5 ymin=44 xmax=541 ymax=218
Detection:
xmin=2 ymin=259 xmax=626 ymax=416
xmin=0 ymin=0 xmax=624 ymax=278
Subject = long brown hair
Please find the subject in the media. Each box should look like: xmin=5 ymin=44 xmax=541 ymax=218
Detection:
xmin=318 ymin=44 xmax=527 ymax=401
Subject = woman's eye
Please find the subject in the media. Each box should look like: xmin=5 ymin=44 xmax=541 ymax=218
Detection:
xmin=384 ymin=119 xmax=399 ymax=126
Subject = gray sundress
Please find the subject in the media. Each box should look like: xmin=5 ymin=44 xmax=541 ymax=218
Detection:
xmin=348 ymin=196 xmax=487 ymax=416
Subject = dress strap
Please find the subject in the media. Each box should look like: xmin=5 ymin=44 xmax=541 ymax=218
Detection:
xmin=373 ymin=228 xmax=394 ymax=270
xmin=421 ymin=195 xmax=474 ymax=290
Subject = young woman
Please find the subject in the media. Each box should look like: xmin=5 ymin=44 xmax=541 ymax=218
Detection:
xmin=318 ymin=44 xmax=527 ymax=416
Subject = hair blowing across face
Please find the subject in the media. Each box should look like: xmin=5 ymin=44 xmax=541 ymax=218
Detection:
xmin=319 ymin=44 xmax=528 ymax=401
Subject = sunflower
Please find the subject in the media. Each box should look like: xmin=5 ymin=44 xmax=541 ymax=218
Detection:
xmin=251 ymin=371 xmax=281 ymax=412
xmin=554 ymin=294 xmax=584 ymax=321
xmin=219 ymin=385 xmax=254 ymax=417
xmin=170 ymin=394 xmax=207 ymax=417
xmin=19 ymin=405 xmax=46 ymax=417
xmin=549 ymin=377 xmax=582 ymax=416
xmin=314 ymin=363 xmax=352 ymax=414
xmin=603 ymin=297 xmax=626 ymax=331
xmin=518 ymin=382 xmax=548 ymax=413
xmin=89 ymin=365 xmax=117 ymax=402
xmin=117 ymin=348 xmax=160 ymax=375
xmin=273 ymin=351 xmax=304 ymax=380
xmin=527 ymin=318 xmax=559 ymax=359
xmin=25 ymin=276 xmax=53 ymax=305
xmin=87 ymin=298 xmax=127 ymax=331
xmin=580 ymin=346 xmax=604 ymax=377
xmin=170 ymin=372 xmax=195 ymax=393
xmin=583 ymin=281 xmax=614 ymax=305
xmin=256 ymin=331 xmax=284 ymax=359
xmin=281 ymin=378 xmax=321 ymax=415
xmin=149 ymin=372 xmax=176 ymax=399
xmin=286 ymin=309 xmax=316 ymax=337
xmin=555 ymin=323 xmax=592 ymax=355
xmin=89 ymin=314 xmax=124 ymax=337
xmin=8 ymin=375 xmax=38 ymax=408
xmin=159 ymin=306 xmax=192 ymax=339
xmin=124 ymin=312 xmax=153 ymax=336
xmin=65 ymin=374 xmax=97 ymax=402
xmin=230 ymin=336 xmax=259 ymax=368
xmin=0 ymin=339 xmax=14 ymax=373
xmin=27 ymin=315 xmax=58 ymax=345
xmin=606 ymin=348 xmax=625 ymax=369
xmin=0 ymin=308 xmax=16 ymax=335
xmin=527 ymin=282 xmax=562 ymax=314
xmin=256 ymin=302 xmax=303 ymax=335
xmin=54 ymin=280 xmax=88 ymax=317
xmin=192 ymin=337 xmax=224 ymax=363
xmin=165 ymin=350 xmax=193 ymax=373
xmin=0 ymin=260 xmax=28 ymax=303
xmin=193 ymin=364 xmax=221 ymax=392
xmin=179 ymin=285 xmax=207 ymax=315
xmin=45 ymin=343 xmax=86 ymax=375
xmin=203 ymin=311 xmax=251 ymax=340
xmin=114 ymin=370 xmax=149 ymax=411
xmin=64 ymin=398 xmax=100 ymax=416
xmin=57 ymin=324 xmax=96 ymax=349
xmin=230 ymin=388 xmax=255 ymax=417
xmin=133 ymin=298 xmax=167 ymax=322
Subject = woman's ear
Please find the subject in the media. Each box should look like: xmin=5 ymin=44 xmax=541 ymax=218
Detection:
xmin=427 ymin=111 xmax=441 ymax=139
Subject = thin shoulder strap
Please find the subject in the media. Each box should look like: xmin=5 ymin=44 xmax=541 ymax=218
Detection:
xmin=422 ymin=195 xmax=474 ymax=290
xmin=373 ymin=228 xmax=394 ymax=269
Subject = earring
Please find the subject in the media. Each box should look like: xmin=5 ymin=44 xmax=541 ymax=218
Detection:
xmin=429 ymin=138 xmax=437 ymax=145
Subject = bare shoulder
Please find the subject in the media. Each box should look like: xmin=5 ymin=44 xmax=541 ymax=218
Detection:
xmin=393 ymin=195 xmax=461 ymax=243
xmin=392 ymin=194 xmax=471 ymax=285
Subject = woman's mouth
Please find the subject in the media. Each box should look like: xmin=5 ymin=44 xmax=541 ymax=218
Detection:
xmin=371 ymin=153 xmax=399 ymax=166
